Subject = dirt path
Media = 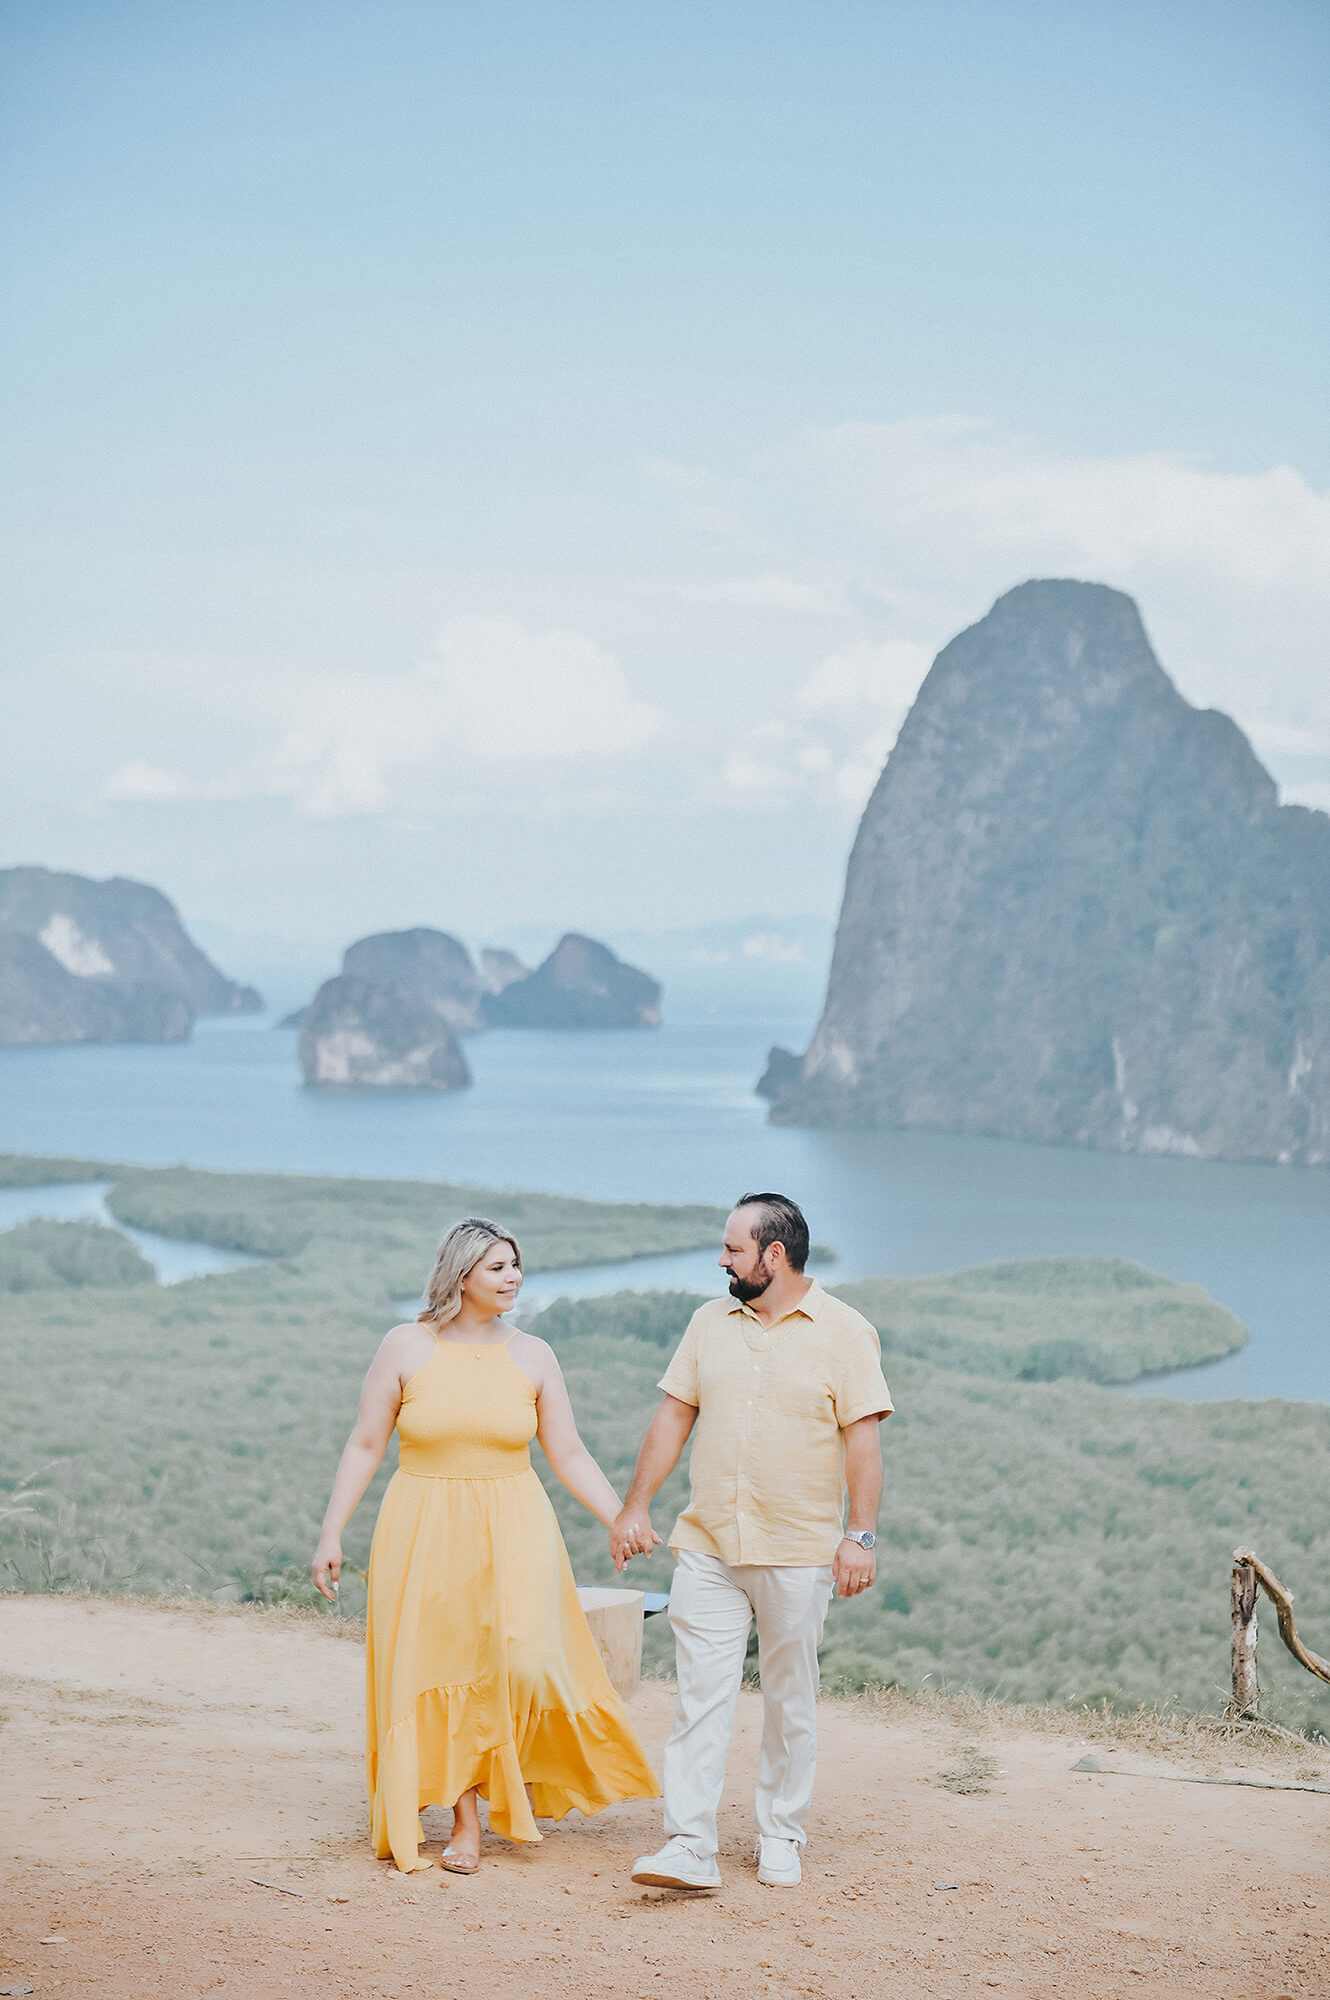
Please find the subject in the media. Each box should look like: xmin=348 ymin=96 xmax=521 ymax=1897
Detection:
xmin=1 ymin=1598 xmax=1326 ymax=1998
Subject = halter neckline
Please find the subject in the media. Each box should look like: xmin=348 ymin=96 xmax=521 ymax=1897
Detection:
xmin=433 ymin=1327 xmax=518 ymax=1349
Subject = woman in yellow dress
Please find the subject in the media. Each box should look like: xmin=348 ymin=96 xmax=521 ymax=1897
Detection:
xmin=312 ymin=1216 xmax=660 ymax=1875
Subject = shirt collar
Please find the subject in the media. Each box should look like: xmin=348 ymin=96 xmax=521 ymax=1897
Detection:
xmin=727 ymin=1277 xmax=826 ymax=1326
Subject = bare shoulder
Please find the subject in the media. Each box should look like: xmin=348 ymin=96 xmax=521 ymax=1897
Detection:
xmin=380 ymin=1317 xmax=428 ymax=1350
xmin=377 ymin=1318 xmax=437 ymax=1377
xmin=507 ymin=1328 xmax=559 ymax=1385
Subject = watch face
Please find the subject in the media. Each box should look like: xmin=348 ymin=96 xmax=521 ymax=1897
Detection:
xmin=859 ymin=1532 xmax=876 ymax=1549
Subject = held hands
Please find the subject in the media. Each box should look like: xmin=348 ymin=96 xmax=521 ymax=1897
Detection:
xmin=610 ymin=1506 xmax=662 ymax=1573
xmin=832 ymin=1537 xmax=876 ymax=1598
xmin=312 ymin=1536 xmax=343 ymax=1602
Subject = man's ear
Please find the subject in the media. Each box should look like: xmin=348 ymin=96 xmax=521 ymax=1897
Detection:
xmin=766 ymin=1239 xmax=786 ymax=1270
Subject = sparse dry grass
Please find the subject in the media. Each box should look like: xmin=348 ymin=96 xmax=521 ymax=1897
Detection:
xmin=844 ymin=1679 xmax=1328 ymax=1771
xmin=933 ymin=1743 xmax=1000 ymax=1793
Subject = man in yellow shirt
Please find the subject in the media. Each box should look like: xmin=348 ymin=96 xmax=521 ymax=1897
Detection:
xmin=611 ymin=1192 xmax=892 ymax=1891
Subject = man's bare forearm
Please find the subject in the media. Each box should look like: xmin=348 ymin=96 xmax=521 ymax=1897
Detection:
xmin=843 ymin=1415 xmax=884 ymax=1533
xmin=623 ymin=1397 xmax=697 ymax=1509
xmin=610 ymin=1397 xmax=696 ymax=1570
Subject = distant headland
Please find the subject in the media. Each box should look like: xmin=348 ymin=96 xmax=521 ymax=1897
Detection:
xmin=0 ymin=867 xmax=260 ymax=1045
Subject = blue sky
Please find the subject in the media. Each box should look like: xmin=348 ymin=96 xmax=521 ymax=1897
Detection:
xmin=2 ymin=1 xmax=1327 ymax=966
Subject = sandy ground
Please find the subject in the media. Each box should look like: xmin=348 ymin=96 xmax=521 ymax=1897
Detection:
xmin=1 ymin=1598 xmax=1327 ymax=2000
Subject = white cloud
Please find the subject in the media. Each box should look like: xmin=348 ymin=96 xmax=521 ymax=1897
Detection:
xmin=721 ymin=721 xmax=835 ymax=804
xmin=1251 ymin=722 xmax=1330 ymax=759
xmin=796 ymin=639 xmax=932 ymax=721
xmin=676 ymin=574 xmax=838 ymax=613
xmin=797 ymin=637 xmax=934 ymax=804
xmin=100 ymin=616 xmax=660 ymax=818
xmin=799 ymin=417 xmax=1330 ymax=759
xmin=741 ymin=931 xmax=807 ymax=964
xmin=1285 ymin=779 xmax=1330 ymax=815
xmin=639 ymin=456 xmax=710 ymax=490
xmin=102 ymin=760 xmax=201 ymax=803
xmin=715 ymin=638 xmax=933 ymax=811
xmin=805 ymin=417 xmax=1330 ymax=591
xmin=704 ymin=418 xmax=1330 ymax=816
xmin=94 ymin=421 xmax=1330 ymax=839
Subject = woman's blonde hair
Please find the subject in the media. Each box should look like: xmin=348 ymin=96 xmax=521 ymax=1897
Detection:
xmin=419 ymin=1216 xmax=522 ymax=1328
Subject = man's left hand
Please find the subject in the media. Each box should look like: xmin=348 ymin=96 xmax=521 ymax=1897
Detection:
xmin=833 ymin=1538 xmax=876 ymax=1597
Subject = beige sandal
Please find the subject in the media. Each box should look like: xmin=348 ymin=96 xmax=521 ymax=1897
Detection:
xmin=441 ymin=1845 xmax=479 ymax=1875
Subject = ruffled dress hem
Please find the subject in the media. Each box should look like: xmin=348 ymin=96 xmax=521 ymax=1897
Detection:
xmin=370 ymin=1681 xmax=660 ymax=1868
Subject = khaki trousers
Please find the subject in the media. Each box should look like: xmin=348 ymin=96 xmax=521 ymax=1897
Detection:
xmin=662 ymin=1549 xmax=834 ymax=1856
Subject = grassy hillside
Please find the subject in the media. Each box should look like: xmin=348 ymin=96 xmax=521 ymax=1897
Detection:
xmin=0 ymin=1218 xmax=156 ymax=1292
xmin=1 ymin=1158 xmax=1325 ymax=1733
xmin=0 ymin=1153 xmax=728 ymax=1289
xmin=835 ymin=1255 xmax=1247 ymax=1384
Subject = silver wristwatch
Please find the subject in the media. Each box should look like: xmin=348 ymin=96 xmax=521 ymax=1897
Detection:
xmin=842 ymin=1530 xmax=876 ymax=1550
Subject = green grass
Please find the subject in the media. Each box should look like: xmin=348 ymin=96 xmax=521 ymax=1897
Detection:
xmin=835 ymin=1254 xmax=1247 ymax=1384
xmin=0 ymin=1153 xmax=119 ymax=1187
xmin=0 ymin=1152 xmax=728 ymax=1294
xmin=1 ymin=1157 xmax=1325 ymax=1734
xmin=0 ymin=1218 xmax=156 ymax=1292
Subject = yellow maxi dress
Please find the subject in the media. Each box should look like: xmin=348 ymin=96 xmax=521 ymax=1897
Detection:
xmin=365 ymin=1333 xmax=659 ymax=1872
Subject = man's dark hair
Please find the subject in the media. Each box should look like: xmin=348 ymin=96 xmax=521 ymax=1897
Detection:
xmin=736 ymin=1191 xmax=810 ymax=1273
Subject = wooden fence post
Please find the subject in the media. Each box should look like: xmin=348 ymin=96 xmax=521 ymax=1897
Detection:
xmin=1230 ymin=1556 xmax=1260 ymax=1717
xmin=1234 ymin=1546 xmax=1330 ymax=1687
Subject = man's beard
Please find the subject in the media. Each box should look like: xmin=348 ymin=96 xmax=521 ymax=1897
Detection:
xmin=727 ymin=1266 xmax=772 ymax=1303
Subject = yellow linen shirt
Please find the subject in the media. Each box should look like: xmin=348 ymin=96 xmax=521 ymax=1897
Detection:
xmin=658 ymin=1280 xmax=893 ymax=1567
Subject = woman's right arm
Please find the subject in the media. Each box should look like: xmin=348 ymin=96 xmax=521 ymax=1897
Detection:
xmin=311 ymin=1331 xmax=412 ymax=1601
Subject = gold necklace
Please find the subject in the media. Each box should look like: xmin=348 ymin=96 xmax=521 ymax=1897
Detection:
xmin=443 ymin=1327 xmax=503 ymax=1359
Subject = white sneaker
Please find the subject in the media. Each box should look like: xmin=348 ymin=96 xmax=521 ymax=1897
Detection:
xmin=630 ymin=1837 xmax=722 ymax=1891
xmin=754 ymin=1836 xmax=801 ymax=1887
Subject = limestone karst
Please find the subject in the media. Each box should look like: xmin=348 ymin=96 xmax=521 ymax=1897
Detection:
xmin=764 ymin=580 xmax=1329 ymax=1166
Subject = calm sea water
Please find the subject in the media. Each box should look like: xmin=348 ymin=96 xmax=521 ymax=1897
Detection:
xmin=1 ymin=1012 xmax=1327 ymax=1402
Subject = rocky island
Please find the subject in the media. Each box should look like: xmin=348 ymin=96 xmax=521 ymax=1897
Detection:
xmin=341 ymin=927 xmax=487 ymax=1032
xmin=295 ymin=926 xmax=486 ymax=1088
xmin=764 ymin=579 xmax=1330 ymax=1166
xmin=478 ymin=947 xmax=527 ymax=995
xmin=291 ymin=926 xmax=661 ymax=1085
xmin=483 ymin=933 xmax=662 ymax=1029
xmin=282 ymin=928 xmax=505 ymax=1035
xmin=298 ymin=974 xmax=471 ymax=1090
xmin=0 ymin=867 xmax=260 ymax=1044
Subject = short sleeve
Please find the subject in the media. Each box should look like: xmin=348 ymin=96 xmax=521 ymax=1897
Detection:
xmin=832 ymin=1321 xmax=894 ymax=1427
xmin=657 ymin=1311 xmax=704 ymax=1408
